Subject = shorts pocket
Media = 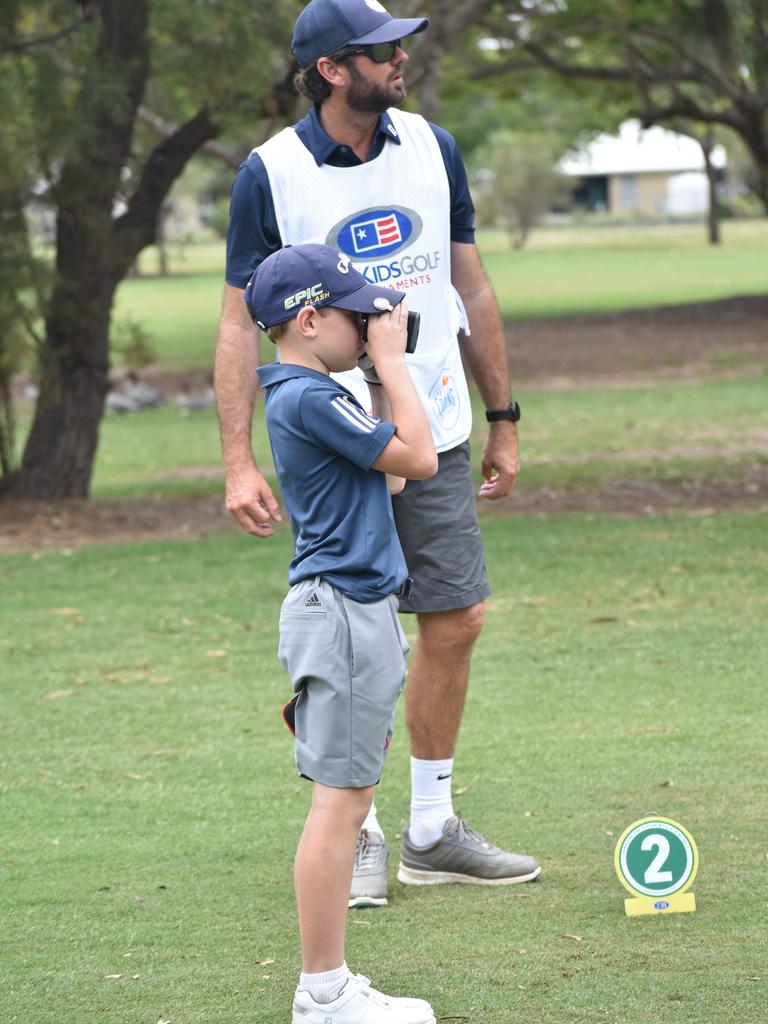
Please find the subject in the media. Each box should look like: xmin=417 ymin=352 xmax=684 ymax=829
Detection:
xmin=278 ymin=610 xmax=333 ymax=692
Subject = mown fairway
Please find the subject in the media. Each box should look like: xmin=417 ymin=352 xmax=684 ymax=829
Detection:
xmin=1 ymin=512 xmax=766 ymax=1023
xmin=4 ymin=219 xmax=766 ymax=1023
xmin=113 ymin=220 xmax=768 ymax=369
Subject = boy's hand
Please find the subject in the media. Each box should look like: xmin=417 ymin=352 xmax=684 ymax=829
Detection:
xmin=362 ymin=299 xmax=408 ymax=375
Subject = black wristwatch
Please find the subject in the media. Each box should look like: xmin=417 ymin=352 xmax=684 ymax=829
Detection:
xmin=485 ymin=401 xmax=521 ymax=423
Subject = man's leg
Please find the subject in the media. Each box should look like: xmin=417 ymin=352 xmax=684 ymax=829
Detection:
xmin=398 ymin=602 xmax=541 ymax=885
xmin=405 ymin=604 xmax=484 ymax=760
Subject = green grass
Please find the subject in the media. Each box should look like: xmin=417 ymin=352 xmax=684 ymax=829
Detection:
xmin=111 ymin=221 xmax=768 ymax=369
xmin=13 ymin=370 xmax=761 ymax=500
xmin=2 ymin=511 xmax=767 ymax=1023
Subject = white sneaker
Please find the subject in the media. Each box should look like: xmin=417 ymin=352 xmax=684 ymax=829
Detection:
xmin=291 ymin=972 xmax=436 ymax=1023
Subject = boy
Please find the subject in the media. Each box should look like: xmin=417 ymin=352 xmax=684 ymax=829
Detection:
xmin=244 ymin=243 xmax=438 ymax=1024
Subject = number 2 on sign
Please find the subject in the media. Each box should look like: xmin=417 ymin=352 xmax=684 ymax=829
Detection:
xmin=641 ymin=833 xmax=673 ymax=884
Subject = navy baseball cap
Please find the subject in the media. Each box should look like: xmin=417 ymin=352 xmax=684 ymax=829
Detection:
xmin=292 ymin=0 xmax=429 ymax=67
xmin=244 ymin=243 xmax=404 ymax=331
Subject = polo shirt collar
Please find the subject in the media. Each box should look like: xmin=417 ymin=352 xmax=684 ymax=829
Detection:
xmin=298 ymin=104 xmax=401 ymax=166
xmin=259 ymin=362 xmax=332 ymax=387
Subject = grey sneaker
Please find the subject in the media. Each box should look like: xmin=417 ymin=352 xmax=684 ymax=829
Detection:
xmin=397 ymin=816 xmax=541 ymax=886
xmin=348 ymin=830 xmax=390 ymax=908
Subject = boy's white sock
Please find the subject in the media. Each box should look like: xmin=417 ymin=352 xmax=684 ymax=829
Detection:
xmin=299 ymin=962 xmax=350 ymax=1005
xmin=409 ymin=756 xmax=455 ymax=847
xmin=360 ymin=801 xmax=384 ymax=839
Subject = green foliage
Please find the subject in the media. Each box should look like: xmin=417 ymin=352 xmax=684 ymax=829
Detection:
xmin=110 ymin=318 xmax=158 ymax=370
xmin=473 ymin=129 xmax=571 ymax=247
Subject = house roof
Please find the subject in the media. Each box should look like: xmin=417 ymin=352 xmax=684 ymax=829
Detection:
xmin=559 ymin=119 xmax=727 ymax=177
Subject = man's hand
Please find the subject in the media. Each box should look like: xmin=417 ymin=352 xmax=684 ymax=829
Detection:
xmin=225 ymin=464 xmax=282 ymax=537
xmin=478 ymin=422 xmax=520 ymax=500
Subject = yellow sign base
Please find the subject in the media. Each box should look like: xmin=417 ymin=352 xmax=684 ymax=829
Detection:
xmin=624 ymin=892 xmax=696 ymax=917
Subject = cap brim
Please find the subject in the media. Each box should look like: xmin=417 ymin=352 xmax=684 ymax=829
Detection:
xmin=350 ymin=17 xmax=429 ymax=46
xmin=332 ymin=281 xmax=406 ymax=315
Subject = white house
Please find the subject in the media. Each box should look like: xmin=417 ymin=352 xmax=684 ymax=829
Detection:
xmin=558 ymin=120 xmax=727 ymax=216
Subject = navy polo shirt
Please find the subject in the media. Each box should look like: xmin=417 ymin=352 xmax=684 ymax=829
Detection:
xmin=259 ymin=362 xmax=408 ymax=601
xmin=226 ymin=105 xmax=476 ymax=288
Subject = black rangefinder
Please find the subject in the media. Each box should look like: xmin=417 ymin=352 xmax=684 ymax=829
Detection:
xmin=360 ymin=310 xmax=420 ymax=354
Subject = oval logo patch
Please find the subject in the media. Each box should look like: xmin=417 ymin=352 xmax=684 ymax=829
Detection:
xmin=327 ymin=206 xmax=422 ymax=261
xmin=429 ymin=370 xmax=460 ymax=430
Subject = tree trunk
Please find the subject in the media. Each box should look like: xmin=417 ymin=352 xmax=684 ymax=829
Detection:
xmin=700 ymin=130 xmax=720 ymax=246
xmin=19 ymin=290 xmax=115 ymax=497
xmin=13 ymin=2 xmax=219 ymax=499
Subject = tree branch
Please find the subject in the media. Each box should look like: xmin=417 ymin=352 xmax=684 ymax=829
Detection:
xmin=0 ymin=14 xmax=93 ymax=57
xmin=137 ymin=106 xmax=242 ymax=170
xmin=112 ymin=107 xmax=220 ymax=274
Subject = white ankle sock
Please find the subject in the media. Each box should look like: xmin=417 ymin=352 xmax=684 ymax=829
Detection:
xmin=299 ymin=962 xmax=349 ymax=1004
xmin=409 ymin=756 xmax=455 ymax=846
xmin=360 ymin=801 xmax=384 ymax=839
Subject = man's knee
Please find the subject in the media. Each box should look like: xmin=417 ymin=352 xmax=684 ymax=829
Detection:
xmin=418 ymin=602 xmax=485 ymax=651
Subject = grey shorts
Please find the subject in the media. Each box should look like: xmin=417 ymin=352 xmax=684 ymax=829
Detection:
xmin=391 ymin=441 xmax=490 ymax=614
xmin=277 ymin=578 xmax=409 ymax=789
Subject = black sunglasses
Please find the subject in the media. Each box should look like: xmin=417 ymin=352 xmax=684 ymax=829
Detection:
xmin=338 ymin=39 xmax=401 ymax=64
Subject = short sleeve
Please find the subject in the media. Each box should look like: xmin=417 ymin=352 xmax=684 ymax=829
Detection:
xmin=299 ymin=387 xmax=396 ymax=471
xmin=428 ymin=122 xmax=476 ymax=243
xmin=225 ymin=155 xmax=283 ymax=288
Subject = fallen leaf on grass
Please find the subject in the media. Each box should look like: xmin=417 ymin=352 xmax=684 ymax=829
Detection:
xmin=589 ymin=616 xmax=619 ymax=625
xmin=126 ymin=772 xmax=145 ymax=781
xmin=524 ymin=810 xmax=536 ymax=817
xmin=746 ymin=977 xmax=761 ymax=981
xmin=258 ymin=958 xmax=275 ymax=966
xmin=630 ymin=725 xmax=680 ymax=735
xmin=454 ymin=785 xmax=470 ymax=796
xmin=206 ymin=649 xmax=228 ymax=658
xmin=104 ymin=973 xmax=123 ymax=979
xmin=132 ymin=974 xmax=141 ymax=980
xmin=44 ymin=690 xmax=75 ymax=700
xmin=606 ymin=830 xmax=615 ymax=837
xmin=351 ymin=920 xmax=371 ymax=926
xmin=562 ymin=934 xmax=584 ymax=942
xmin=659 ymin=779 xmax=675 ymax=787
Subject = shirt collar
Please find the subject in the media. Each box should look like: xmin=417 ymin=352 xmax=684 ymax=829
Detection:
xmin=295 ymin=105 xmax=401 ymax=166
xmin=259 ymin=361 xmax=331 ymax=388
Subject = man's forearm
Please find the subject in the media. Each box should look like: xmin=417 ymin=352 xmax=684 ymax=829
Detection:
xmin=459 ymin=281 xmax=512 ymax=410
xmin=214 ymin=318 xmax=261 ymax=472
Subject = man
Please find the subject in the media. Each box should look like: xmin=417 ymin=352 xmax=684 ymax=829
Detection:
xmin=215 ymin=0 xmax=541 ymax=908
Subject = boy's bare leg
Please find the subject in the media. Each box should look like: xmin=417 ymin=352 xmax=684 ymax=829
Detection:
xmin=295 ymin=782 xmax=375 ymax=972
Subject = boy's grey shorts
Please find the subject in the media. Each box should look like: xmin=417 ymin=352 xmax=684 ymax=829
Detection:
xmin=278 ymin=577 xmax=409 ymax=789
xmin=392 ymin=441 xmax=491 ymax=613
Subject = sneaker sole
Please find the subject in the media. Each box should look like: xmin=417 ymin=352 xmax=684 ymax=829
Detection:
xmin=397 ymin=863 xmax=542 ymax=886
xmin=348 ymin=894 xmax=388 ymax=908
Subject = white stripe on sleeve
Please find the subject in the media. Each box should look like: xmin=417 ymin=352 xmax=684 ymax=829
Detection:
xmin=330 ymin=396 xmax=380 ymax=433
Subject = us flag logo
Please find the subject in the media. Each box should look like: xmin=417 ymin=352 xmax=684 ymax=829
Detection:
xmin=350 ymin=214 xmax=403 ymax=254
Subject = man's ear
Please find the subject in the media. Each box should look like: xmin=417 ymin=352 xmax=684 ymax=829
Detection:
xmin=296 ymin=305 xmax=319 ymax=338
xmin=316 ymin=55 xmax=349 ymax=89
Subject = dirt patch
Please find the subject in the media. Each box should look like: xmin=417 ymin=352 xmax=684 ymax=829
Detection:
xmin=503 ymin=293 xmax=768 ymax=384
xmin=3 ymin=294 xmax=767 ymax=552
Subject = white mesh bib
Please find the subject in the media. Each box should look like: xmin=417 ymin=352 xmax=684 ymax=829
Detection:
xmin=256 ymin=109 xmax=472 ymax=451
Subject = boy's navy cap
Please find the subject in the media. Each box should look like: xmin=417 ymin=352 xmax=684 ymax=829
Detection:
xmin=244 ymin=243 xmax=404 ymax=330
xmin=292 ymin=0 xmax=428 ymax=67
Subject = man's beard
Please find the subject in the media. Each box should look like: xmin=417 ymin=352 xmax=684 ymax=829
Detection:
xmin=346 ymin=61 xmax=406 ymax=113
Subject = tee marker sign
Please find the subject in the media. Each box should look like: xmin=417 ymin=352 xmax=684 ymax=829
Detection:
xmin=614 ymin=816 xmax=699 ymax=917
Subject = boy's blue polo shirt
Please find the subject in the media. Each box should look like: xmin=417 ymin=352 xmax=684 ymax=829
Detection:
xmin=259 ymin=362 xmax=408 ymax=602
xmin=226 ymin=105 xmax=476 ymax=288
